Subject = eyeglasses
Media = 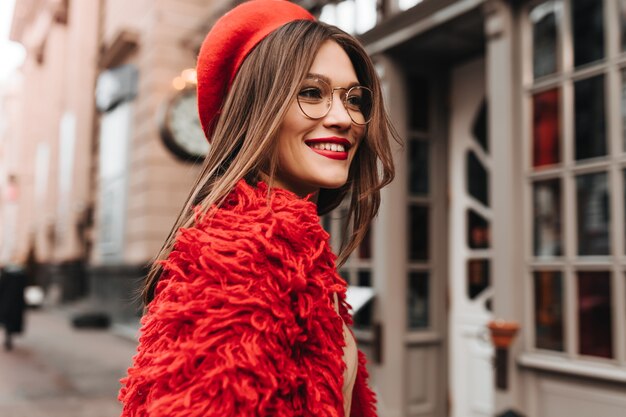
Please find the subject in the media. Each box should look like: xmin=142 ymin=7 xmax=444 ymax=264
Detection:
xmin=296 ymin=77 xmax=373 ymax=125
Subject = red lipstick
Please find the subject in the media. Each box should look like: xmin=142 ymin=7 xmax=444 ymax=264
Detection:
xmin=304 ymin=137 xmax=351 ymax=161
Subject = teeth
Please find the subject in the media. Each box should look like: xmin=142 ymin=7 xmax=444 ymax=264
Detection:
xmin=310 ymin=143 xmax=346 ymax=152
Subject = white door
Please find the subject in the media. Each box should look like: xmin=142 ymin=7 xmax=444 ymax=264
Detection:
xmin=448 ymin=57 xmax=494 ymax=417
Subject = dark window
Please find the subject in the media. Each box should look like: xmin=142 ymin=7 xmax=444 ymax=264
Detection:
xmin=468 ymin=259 xmax=490 ymax=299
xmin=572 ymin=0 xmax=605 ymax=67
xmin=533 ymin=89 xmax=561 ymax=167
xmin=472 ymin=100 xmax=489 ymax=153
xmin=575 ymin=75 xmax=606 ymax=161
xmin=467 ymin=209 xmax=490 ymax=249
xmin=354 ymin=271 xmax=373 ymax=328
xmin=409 ymin=77 xmax=429 ymax=131
xmin=578 ymin=271 xmax=613 ymax=358
xmin=467 ymin=151 xmax=489 ymax=207
xmin=408 ymin=140 xmax=429 ymax=196
xmin=531 ymin=1 xmax=560 ymax=78
xmin=408 ymin=205 xmax=429 ymax=261
xmin=408 ymin=272 xmax=429 ymax=329
xmin=534 ymin=271 xmax=565 ymax=351
xmin=576 ymin=172 xmax=610 ymax=256
xmin=533 ymin=179 xmax=562 ymax=257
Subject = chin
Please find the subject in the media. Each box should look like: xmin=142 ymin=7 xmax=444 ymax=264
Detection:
xmin=314 ymin=175 xmax=349 ymax=190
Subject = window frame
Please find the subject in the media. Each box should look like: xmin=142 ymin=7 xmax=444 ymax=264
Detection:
xmin=522 ymin=0 xmax=626 ymax=370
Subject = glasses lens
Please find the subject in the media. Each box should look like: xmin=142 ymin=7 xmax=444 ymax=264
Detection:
xmin=345 ymin=86 xmax=373 ymax=125
xmin=297 ymin=78 xmax=332 ymax=120
xmin=296 ymin=79 xmax=373 ymax=125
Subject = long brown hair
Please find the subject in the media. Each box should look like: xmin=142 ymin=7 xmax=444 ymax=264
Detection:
xmin=142 ymin=20 xmax=397 ymax=304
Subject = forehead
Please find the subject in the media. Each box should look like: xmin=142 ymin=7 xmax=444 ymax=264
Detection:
xmin=308 ymin=40 xmax=358 ymax=85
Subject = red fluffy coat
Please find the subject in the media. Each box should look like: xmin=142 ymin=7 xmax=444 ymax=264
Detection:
xmin=119 ymin=180 xmax=377 ymax=417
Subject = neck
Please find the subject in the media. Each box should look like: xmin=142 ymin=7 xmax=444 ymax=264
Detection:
xmin=258 ymin=173 xmax=319 ymax=204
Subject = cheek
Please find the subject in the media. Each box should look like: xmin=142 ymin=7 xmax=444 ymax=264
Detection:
xmin=352 ymin=131 xmax=366 ymax=154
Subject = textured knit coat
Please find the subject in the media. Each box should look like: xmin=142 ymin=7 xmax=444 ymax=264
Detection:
xmin=119 ymin=180 xmax=377 ymax=417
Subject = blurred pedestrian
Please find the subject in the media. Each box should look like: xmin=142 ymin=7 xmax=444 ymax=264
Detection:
xmin=119 ymin=1 xmax=396 ymax=416
xmin=0 ymin=264 xmax=27 ymax=351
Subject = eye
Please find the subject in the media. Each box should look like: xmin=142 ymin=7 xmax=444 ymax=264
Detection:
xmin=298 ymin=87 xmax=324 ymax=102
xmin=345 ymin=93 xmax=363 ymax=110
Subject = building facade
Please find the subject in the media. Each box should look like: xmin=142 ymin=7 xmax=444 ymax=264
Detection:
xmin=6 ymin=0 xmax=99 ymax=299
xmin=3 ymin=0 xmax=625 ymax=416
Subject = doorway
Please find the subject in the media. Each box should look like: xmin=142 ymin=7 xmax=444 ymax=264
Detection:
xmin=448 ymin=56 xmax=494 ymax=417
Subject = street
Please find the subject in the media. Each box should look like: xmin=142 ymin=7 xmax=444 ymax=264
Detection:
xmin=0 ymin=308 xmax=138 ymax=417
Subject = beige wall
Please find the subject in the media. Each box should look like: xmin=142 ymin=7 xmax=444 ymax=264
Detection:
xmin=0 ymin=73 xmax=25 ymax=264
xmin=7 ymin=0 xmax=100 ymax=265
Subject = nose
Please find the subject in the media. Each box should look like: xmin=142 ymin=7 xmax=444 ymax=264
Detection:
xmin=322 ymin=90 xmax=352 ymax=130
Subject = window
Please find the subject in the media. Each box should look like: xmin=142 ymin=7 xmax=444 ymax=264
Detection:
xmin=534 ymin=271 xmax=564 ymax=351
xmin=407 ymin=76 xmax=432 ymax=330
xmin=318 ymin=0 xmax=378 ymax=35
xmin=532 ymin=88 xmax=561 ymax=167
xmin=530 ymin=1 xmax=561 ymax=78
xmin=526 ymin=0 xmax=625 ymax=365
xmin=323 ymin=205 xmax=374 ymax=330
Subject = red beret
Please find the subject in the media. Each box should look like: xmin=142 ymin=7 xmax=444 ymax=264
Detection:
xmin=196 ymin=0 xmax=315 ymax=140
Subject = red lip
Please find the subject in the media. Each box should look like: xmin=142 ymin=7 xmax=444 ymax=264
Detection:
xmin=304 ymin=137 xmax=351 ymax=161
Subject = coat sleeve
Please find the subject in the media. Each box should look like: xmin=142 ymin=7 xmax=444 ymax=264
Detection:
xmin=119 ymin=224 xmax=308 ymax=417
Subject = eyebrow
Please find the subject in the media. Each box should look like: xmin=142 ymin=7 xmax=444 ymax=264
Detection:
xmin=305 ymin=73 xmax=360 ymax=88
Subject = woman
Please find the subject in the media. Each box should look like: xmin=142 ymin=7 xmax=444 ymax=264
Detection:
xmin=119 ymin=1 xmax=396 ymax=416
xmin=0 ymin=263 xmax=27 ymax=351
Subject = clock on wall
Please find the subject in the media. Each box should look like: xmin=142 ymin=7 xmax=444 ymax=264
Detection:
xmin=159 ymin=87 xmax=209 ymax=162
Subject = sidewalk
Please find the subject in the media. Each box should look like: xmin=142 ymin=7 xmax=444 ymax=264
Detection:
xmin=0 ymin=308 xmax=138 ymax=417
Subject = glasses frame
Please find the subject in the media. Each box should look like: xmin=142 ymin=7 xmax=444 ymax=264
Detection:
xmin=296 ymin=78 xmax=374 ymax=125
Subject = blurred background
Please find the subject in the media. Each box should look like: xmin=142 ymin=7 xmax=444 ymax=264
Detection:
xmin=0 ymin=0 xmax=625 ymax=416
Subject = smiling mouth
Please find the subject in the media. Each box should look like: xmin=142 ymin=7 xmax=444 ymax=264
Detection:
xmin=309 ymin=142 xmax=347 ymax=152
xmin=304 ymin=138 xmax=351 ymax=161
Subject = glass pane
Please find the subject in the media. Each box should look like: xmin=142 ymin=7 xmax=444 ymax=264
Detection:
xmin=576 ymin=172 xmax=610 ymax=255
xmin=467 ymin=151 xmax=489 ymax=207
xmin=533 ymin=179 xmax=563 ymax=257
xmin=472 ymin=99 xmax=488 ymax=153
xmin=354 ymin=270 xmax=373 ymax=328
xmin=408 ymin=272 xmax=429 ymax=329
xmin=339 ymin=269 xmax=350 ymax=283
xmin=533 ymin=89 xmax=561 ymax=168
xmin=408 ymin=140 xmax=429 ymax=195
xmin=572 ymin=0 xmax=605 ymax=67
xmin=534 ymin=271 xmax=564 ymax=351
xmin=531 ymin=1 xmax=560 ymax=78
xmin=467 ymin=209 xmax=490 ymax=249
xmin=578 ymin=271 xmax=613 ymax=358
xmin=358 ymin=225 xmax=372 ymax=259
xmin=575 ymin=75 xmax=607 ymax=161
xmin=409 ymin=77 xmax=429 ymax=131
xmin=468 ymin=259 xmax=490 ymax=299
xmin=409 ymin=205 xmax=429 ymax=261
